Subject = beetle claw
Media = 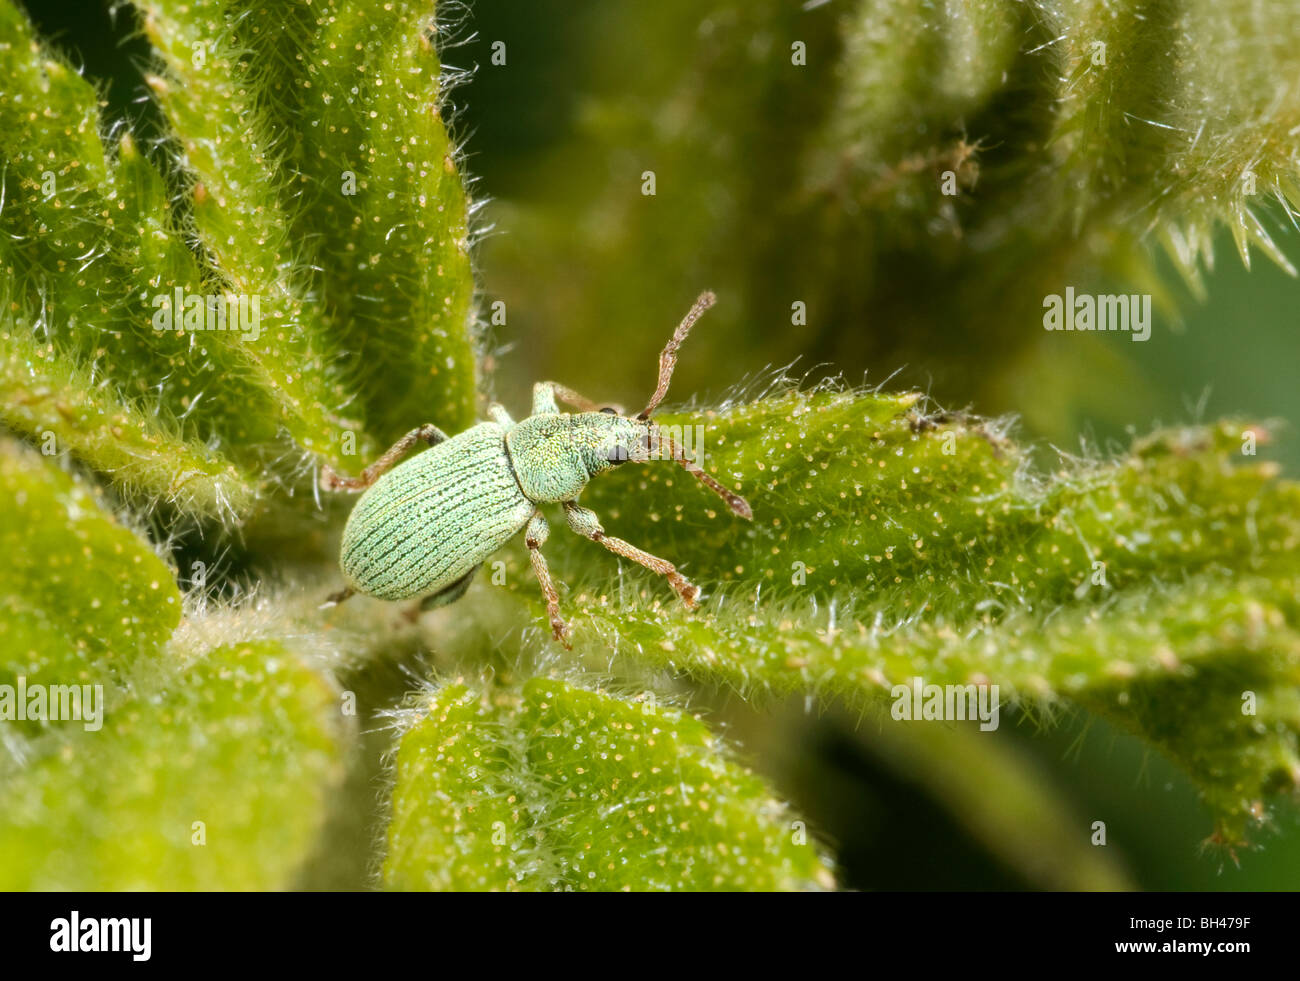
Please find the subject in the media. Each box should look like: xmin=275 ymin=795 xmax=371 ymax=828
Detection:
xmin=319 ymin=464 xmax=343 ymax=491
xmin=551 ymin=617 xmax=572 ymax=649
xmin=319 ymin=586 xmax=355 ymax=609
xmin=675 ymin=578 xmax=701 ymax=610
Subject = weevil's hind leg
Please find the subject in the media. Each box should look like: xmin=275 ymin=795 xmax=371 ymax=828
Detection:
xmin=563 ymin=502 xmax=700 ymax=609
xmin=421 ymin=563 xmax=482 ymax=611
xmin=533 ymin=381 xmax=606 ymax=416
xmin=319 ymin=585 xmax=355 ymax=609
xmin=488 ymin=403 xmax=515 ymax=428
xmin=402 ymin=563 xmax=482 ymax=621
xmin=525 ymin=512 xmax=571 ymax=648
xmin=320 ymin=423 xmax=450 ymax=492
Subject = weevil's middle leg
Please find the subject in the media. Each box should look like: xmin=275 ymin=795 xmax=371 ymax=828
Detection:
xmin=562 ymin=502 xmax=700 ymax=609
xmin=525 ymin=512 xmax=571 ymax=648
xmin=320 ymin=423 xmax=450 ymax=492
xmin=400 ymin=564 xmax=483 ymax=624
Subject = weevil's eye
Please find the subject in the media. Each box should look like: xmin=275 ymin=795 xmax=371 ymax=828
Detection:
xmin=599 ymin=406 xmax=618 ymax=415
xmin=602 ymin=439 xmax=630 ymax=465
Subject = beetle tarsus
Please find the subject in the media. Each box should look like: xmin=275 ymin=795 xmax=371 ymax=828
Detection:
xmin=319 ymin=464 xmax=350 ymax=492
xmin=525 ymin=512 xmax=572 ymax=647
xmin=551 ymin=614 xmax=573 ymax=650
xmin=563 ymin=502 xmax=701 ymax=611
xmin=320 ymin=586 xmax=355 ymax=609
xmin=676 ymin=578 xmax=702 ymax=610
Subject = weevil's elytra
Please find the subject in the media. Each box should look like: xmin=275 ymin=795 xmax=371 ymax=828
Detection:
xmin=338 ymin=423 xmax=533 ymax=600
xmin=320 ymin=291 xmax=750 ymax=647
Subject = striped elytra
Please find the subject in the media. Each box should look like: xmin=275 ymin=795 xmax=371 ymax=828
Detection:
xmin=339 ymin=423 xmax=535 ymax=600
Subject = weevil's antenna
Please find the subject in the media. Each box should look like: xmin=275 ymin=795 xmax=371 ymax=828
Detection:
xmin=638 ymin=291 xmax=716 ymax=420
xmin=652 ymin=430 xmax=753 ymax=520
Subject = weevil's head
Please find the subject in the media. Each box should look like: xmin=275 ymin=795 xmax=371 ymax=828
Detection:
xmin=577 ymin=409 xmax=752 ymax=520
xmin=568 ymin=291 xmax=753 ymax=520
xmin=578 ymin=409 xmax=654 ymax=476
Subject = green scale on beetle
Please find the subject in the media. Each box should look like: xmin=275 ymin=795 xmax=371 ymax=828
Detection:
xmin=321 ymin=292 xmax=752 ymax=647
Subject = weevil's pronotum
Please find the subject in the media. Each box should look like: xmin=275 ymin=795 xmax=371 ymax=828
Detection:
xmin=320 ymin=291 xmax=751 ymax=646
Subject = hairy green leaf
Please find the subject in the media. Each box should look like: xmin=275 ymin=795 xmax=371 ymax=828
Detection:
xmin=0 ymin=0 xmax=480 ymax=520
xmin=132 ymin=0 xmax=480 ymax=450
xmin=383 ymin=678 xmax=835 ymax=890
xmin=0 ymin=438 xmax=180 ymax=699
xmin=0 ymin=639 xmax=348 ymax=890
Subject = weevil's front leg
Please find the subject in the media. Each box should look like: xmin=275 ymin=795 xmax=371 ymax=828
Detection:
xmin=319 ymin=423 xmax=450 ymax=492
xmin=488 ymin=402 xmax=515 ymax=428
xmin=562 ymin=502 xmax=700 ymax=609
xmin=533 ymin=381 xmax=606 ymax=415
xmin=525 ymin=512 xmax=571 ymax=647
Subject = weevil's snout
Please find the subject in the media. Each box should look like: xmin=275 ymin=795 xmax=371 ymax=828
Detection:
xmin=635 ymin=425 xmax=654 ymax=461
xmin=608 ymin=424 xmax=653 ymax=463
xmin=592 ymin=416 xmax=653 ymax=470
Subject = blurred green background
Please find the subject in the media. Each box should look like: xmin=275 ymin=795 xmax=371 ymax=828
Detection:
xmin=25 ymin=0 xmax=1300 ymax=890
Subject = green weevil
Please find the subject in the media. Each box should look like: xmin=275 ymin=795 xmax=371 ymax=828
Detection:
xmin=320 ymin=291 xmax=751 ymax=646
